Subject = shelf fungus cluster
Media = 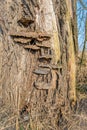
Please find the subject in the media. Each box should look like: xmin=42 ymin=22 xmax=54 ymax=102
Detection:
xmin=10 ymin=29 xmax=62 ymax=91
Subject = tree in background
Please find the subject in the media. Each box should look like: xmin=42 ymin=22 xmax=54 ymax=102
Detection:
xmin=77 ymin=0 xmax=87 ymax=64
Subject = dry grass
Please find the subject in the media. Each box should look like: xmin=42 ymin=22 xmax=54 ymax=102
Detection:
xmin=0 ymin=97 xmax=87 ymax=130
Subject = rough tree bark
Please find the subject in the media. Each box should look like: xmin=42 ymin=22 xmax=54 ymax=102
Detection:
xmin=0 ymin=0 xmax=77 ymax=129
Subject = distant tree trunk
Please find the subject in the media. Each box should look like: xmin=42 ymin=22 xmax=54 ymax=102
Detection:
xmin=0 ymin=0 xmax=77 ymax=129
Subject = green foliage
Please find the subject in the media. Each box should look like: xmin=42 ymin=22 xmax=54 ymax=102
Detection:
xmin=19 ymin=124 xmax=33 ymax=130
xmin=76 ymin=85 xmax=87 ymax=94
xmin=28 ymin=125 xmax=32 ymax=130
xmin=20 ymin=125 xmax=24 ymax=130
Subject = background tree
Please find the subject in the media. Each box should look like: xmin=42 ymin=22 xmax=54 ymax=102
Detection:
xmin=77 ymin=0 xmax=87 ymax=64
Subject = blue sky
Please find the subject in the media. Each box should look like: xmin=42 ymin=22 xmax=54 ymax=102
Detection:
xmin=77 ymin=0 xmax=87 ymax=50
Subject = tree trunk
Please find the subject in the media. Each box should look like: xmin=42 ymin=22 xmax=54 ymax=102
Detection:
xmin=0 ymin=0 xmax=77 ymax=129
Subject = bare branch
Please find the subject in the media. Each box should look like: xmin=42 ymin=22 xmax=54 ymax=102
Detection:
xmin=79 ymin=0 xmax=87 ymax=10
